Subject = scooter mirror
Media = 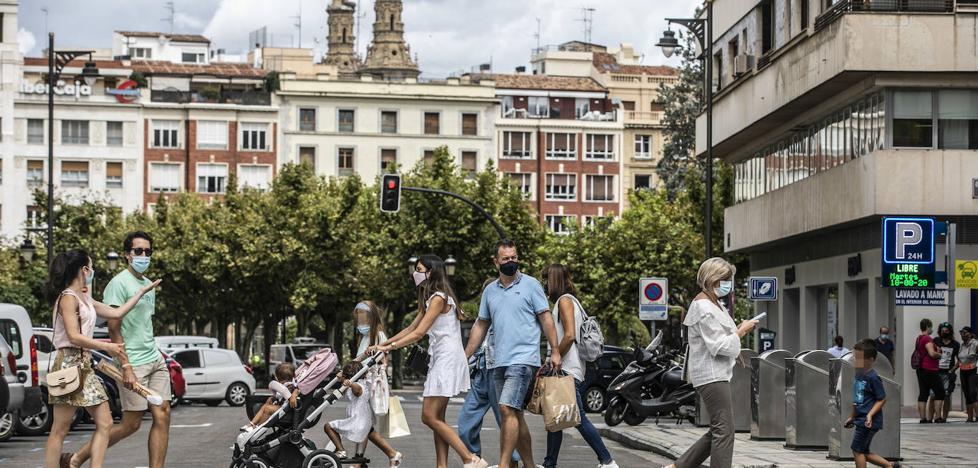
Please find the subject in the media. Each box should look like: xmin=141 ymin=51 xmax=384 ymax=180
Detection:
xmin=646 ymin=330 xmax=664 ymax=352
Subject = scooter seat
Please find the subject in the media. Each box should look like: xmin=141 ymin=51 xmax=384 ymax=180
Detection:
xmin=661 ymin=368 xmax=685 ymax=387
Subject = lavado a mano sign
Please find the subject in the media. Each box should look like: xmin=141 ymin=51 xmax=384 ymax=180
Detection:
xmin=894 ymin=288 xmax=947 ymax=306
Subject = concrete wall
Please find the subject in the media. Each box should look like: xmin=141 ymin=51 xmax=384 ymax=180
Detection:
xmin=725 ymin=149 xmax=978 ymax=252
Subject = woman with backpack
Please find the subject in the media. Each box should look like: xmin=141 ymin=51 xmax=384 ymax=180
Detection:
xmin=540 ymin=264 xmax=619 ymax=468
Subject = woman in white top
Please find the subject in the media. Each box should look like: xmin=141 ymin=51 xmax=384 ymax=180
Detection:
xmin=371 ymin=255 xmax=487 ymax=468
xmin=540 ymin=264 xmax=619 ymax=468
xmin=352 ymin=301 xmax=402 ymax=467
xmin=667 ymin=258 xmax=757 ymax=468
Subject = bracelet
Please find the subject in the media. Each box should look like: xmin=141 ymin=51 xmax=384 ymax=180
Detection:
xmin=391 ymin=341 xmax=397 ymax=350
xmin=122 ymin=363 xmax=133 ymax=369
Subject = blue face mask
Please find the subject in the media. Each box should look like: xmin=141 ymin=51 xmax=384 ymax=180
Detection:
xmin=131 ymin=256 xmax=151 ymax=274
xmin=879 ymin=334 xmax=889 ymax=341
xmin=357 ymin=325 xmax=371 ymax=335
xmin=85 ymin=267 xmax=95 ymax=286
xmin=714 ymin=280 xmax=733 ymax=298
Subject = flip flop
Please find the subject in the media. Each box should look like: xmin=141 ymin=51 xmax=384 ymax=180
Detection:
xmin=59 ymin=453 xmax=74 ymax=468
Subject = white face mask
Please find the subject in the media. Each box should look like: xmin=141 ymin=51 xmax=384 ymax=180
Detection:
xmin=412 ymin=271 xmax=428 ymax=287
xmin=714 ymin=280 xmax=733 ymax=298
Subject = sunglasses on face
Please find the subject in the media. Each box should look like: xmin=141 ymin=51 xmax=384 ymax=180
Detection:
xmin=130 ymin=248 xmax=153 ymax=256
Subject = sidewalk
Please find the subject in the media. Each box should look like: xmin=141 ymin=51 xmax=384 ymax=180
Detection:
xmin=597 ymin=416 xmax=976 ymax=467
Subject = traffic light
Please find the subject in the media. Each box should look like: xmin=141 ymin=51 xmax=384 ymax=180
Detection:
xmin=380 ymin=174 xmax=401 ymax=213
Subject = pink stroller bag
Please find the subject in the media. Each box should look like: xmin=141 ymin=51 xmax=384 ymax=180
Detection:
xmin=293 ymin=348 xmax=338 ymax=395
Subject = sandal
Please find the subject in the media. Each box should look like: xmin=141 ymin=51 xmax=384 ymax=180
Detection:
xmin=335 ymin=450 xmax=348 ymax=459
xmin=389 ymin=451 xmax=403 ymax=467
xmin=59 ymin=453 xmax=74 ymax=468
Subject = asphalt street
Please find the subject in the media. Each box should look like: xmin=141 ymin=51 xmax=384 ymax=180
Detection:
xmin=0 ymin=390 xmax=669 ymax=467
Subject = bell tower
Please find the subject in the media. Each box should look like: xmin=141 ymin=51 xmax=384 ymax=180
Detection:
xmin=359 ymin=0 xmax=420 ymax=80
xmin=323 ymin=0 xmax=360 ymax=78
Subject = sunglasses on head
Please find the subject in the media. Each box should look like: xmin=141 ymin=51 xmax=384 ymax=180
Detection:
xmin=131 ymin=248 xmax=153 ymax=256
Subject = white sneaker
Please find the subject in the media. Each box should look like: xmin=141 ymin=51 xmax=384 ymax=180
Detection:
xmin=598 ymin=462 xmax=620 ymax=468
xmin=463 ymin=458 xmax=489 ymax=468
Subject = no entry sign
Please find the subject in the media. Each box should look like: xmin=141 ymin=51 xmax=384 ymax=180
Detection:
xmin=639 ymin=277 xmax=668 ymax=321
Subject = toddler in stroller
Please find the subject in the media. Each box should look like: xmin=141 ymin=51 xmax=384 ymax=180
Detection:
xmin=243 ymin=362 xmax=300 ymax=432
xmin=231 ymin=350 xmax=385 ymax=468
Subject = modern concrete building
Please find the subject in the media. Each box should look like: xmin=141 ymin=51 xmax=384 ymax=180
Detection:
xmin=705 ymin=0 xmax=978 ymax=406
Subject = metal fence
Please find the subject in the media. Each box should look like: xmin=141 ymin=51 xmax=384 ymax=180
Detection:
xmin=816 ymin=0 xmax=955 ymax=30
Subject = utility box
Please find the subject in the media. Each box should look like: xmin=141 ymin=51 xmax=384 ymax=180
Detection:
xmin=785 ymin=350 xmax=833 ymax=449
xmin=750 ymin=349 xmax=790 ymax=440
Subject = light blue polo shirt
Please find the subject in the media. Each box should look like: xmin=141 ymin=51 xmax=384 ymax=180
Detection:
xmin=478 ymin=273 xmax=550 ymax=369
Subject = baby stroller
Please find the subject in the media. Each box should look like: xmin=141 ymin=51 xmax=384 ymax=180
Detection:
xmin=231 ymin=350 xmax=384 ymax=468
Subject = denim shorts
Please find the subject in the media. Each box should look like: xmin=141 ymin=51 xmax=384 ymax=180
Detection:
xmin=850 ymin=425 xmax=877 ymax=455
xmin=491 ymin=365 xmax=537 ymax=410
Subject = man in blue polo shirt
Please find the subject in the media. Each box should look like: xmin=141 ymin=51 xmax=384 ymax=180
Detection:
xmin=465 ymin=239 xmax=561 ymax=468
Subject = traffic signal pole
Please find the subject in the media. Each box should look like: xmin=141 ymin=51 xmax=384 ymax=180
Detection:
xmin=402 ymin=186 xmax=507 ymax=240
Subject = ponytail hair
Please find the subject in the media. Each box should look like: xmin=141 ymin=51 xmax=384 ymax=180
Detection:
xmin=45 ymin=249 xmax=90 ymax=306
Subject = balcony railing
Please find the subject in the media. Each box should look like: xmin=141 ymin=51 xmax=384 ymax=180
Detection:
xmin=151 ymin=89 xmax=272 ymax=106
xmin=816 ymin=0 xmax=954 ymax=31
xmin=624 ymin=111 xmax=663 ymax=124
xmin=502 ymin=108 xmax=618 ymax=122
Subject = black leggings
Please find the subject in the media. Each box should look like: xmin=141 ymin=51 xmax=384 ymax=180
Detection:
xmin=917 ymin=369 xmax=945 ymax=402
xmin=962 ymin=369 xmax=977 ymax=405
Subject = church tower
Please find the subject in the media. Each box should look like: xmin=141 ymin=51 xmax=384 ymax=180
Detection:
xmin=359 ymin=0 xmax=420 ymax=80
xmin=323 ymin=0 xmax=360 ymax=78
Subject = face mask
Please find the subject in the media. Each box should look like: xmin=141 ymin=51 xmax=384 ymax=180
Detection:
xmin=357 ymin=325 xmax=371 ymax=335
xmin=879 ymin=334 xmax=889 ymax=341
xmin=412 ymin=271 xmax=428 ymax=287
xmin=499 ymin=261 xmax=519 ymax=277
xmin=131 ymin=256 xmax=151 ymax=274
xmin=714 ymin=280 xmax=732 ymax=298
xmin=85 ymin=268 xmax=95 ymax=286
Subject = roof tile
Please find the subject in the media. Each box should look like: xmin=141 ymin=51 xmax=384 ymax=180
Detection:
xmin=476 ymin=73 xmax=605 ymax=92
xmin=592 ymin=52 xmax=678 ymax=76
xmin=131 ymin=61 xmax=267 ymax=78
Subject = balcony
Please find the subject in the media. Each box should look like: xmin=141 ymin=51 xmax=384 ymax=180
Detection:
xmin=501 ymin=107 xmax=617 ymax=122
xmin=624 ymin=111 xmax=663 ymax=125
xmin=816 ymin=0 xmax=954 ymax=31
xmin=151 ymin=89 xmax=271 ymax=106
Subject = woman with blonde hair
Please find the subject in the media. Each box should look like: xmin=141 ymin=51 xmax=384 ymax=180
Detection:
xmin=667 ymin=257 xmax=757 ymax=468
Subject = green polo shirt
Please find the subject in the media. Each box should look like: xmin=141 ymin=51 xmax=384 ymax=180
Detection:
xmin=103 ymin=269 xmax=160 ymax=366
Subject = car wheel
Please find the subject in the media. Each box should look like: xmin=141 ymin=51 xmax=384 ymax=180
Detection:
xmin=584 ymin=386 xmax=605 ymax=413
xmin=302 ymin=449 xmax=342 ymax=468
xmin=16 ymin=402 xmax=53 ymax=436
xmin=0 ymin=411 xmax=16 ymax=442
xmin=226 ymin=382 xmax=250 ymax=407
xmin=205 ymin=400 xmax=223 ymax=407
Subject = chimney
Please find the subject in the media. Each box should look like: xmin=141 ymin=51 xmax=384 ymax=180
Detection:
xmin=515 ymin=66 xmax=526 ymax=74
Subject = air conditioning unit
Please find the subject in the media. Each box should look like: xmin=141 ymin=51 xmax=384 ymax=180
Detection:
xmin=733 ymin=54 xmax=755 ymax=77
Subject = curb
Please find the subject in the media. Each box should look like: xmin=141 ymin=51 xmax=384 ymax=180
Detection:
xmin=598 ymin=426 xmax=680 ymax=461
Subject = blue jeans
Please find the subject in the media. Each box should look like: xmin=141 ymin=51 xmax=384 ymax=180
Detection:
xmin=457 ymin=358 xmax=520 ymax=462
xmin=543 ymin=379 xmax=612 ymax=467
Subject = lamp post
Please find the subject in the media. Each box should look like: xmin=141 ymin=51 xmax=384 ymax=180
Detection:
xmin=656 ymin=3 xmax=714 ymax=258
xmin=19 ymin=238 xmax=36 ymax=263
xmin=445 ymin=255 xmax=457 ymax=277
xmin=45 ymin=33 xmax=99 ymax=263
xmin=406 ymin=256 xmax=418 ymax=276
xmin=106 ymin=251 xmax=120 ymax=271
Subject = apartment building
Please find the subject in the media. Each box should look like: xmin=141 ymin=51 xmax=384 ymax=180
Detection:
xmin=706 ymin=0 xmax=978 ymax=405
xmin=0 ymin=0 xmax=21 ymax=240
xmin=112 ymin=31 xmax=211 ymax=64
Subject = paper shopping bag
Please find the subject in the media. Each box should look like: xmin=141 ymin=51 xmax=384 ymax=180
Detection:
xmin=525 ymin=374 xmax=544 ymax=415
xmin=370 ymin=369 xmax=390 ymax=416
xmin=541 ymin=374 xmax=580 ymax=432
xmin=380 ymin=396 xmax=411 ymax=438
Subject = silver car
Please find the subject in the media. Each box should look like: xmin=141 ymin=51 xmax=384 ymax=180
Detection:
xmin=1 ymin=334 xmax=24 ymax=442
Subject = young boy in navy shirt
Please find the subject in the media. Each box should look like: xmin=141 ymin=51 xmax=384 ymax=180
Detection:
xmin=845 ymin=340 xmax=900 ymax=468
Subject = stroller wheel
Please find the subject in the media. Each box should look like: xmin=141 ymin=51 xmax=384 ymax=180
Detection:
xmin=239 ymin=456 xmax=271 ymax=468
xmin=302 ymin=449 xmax=342 ymax=468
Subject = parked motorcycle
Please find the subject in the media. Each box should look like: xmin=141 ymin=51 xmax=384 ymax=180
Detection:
xmin=603 ymin=331 xmax=697 ymax=426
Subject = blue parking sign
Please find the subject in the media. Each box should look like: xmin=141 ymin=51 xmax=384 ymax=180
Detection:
xmin=882 ymin=217 xmax=934 ymax=264
xmin=748 ymin=277 xmax=778 ymax=301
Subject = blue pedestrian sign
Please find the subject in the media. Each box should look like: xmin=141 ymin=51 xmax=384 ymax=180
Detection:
xmin=881 ymin=217 xmax=940 ymax=288
xmin=748 ymin=277 xmax=778 ymax=301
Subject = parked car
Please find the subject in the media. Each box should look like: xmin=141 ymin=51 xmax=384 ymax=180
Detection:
xmin=161 ymin=350 xmax=187 ymax=403
xmin=156 ymin=335 xmax=219 ymax=353
xmin=169 ymin=348 xmax=254 ymax=407
xmin=269 ymin=343 xmax=330 ymax=378
xmin=1 ymin=334 xmax=24 ymax=442
xmin=581 ymin=345 xmax=634 ymax=413
xmin=0 ymin=304 xmax=43 ymax=433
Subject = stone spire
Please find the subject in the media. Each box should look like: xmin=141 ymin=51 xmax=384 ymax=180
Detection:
xmin=323 ymin=0 xmax=360 ymax=78
xmin=359 ymin=0 xmax=420 ymax=80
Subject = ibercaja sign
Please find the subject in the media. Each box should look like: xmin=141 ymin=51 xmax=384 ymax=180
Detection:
xmin=20 ymin=79 xmax=92 ymax=99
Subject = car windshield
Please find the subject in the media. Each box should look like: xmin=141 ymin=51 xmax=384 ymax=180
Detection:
xmin=291 ymin=345 xmax=328 ymax=361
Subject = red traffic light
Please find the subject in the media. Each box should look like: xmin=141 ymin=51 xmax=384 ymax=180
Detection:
xmin=380 ymin=174 xmax=401 ymax=213
xmin=388 ymin=180 xmax=396 ymax=189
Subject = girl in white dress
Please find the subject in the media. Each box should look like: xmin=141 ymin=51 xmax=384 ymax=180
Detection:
xmin=323 ymin=361 xmax=373 ymax=459
xmin=351 ymin=301 xmax=402 ymax=467
xmin=371 ymin=255 xmax=487 ymax=468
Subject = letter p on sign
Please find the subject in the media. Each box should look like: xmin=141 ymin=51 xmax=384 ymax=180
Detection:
xmin=895 ymin=222 xmax=923 ymax=260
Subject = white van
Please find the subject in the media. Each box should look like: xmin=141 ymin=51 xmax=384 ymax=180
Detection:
xmin=0 ymin=304 xmax=43 ymax=416
xmin=156 ymin=335 xmax=220 ymax=353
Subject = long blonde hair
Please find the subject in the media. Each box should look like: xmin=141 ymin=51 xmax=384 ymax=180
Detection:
xmin=696 ymin=257 xmax=736 ymax=306
xmin=355 ymin=301 xmax=386 ymax=347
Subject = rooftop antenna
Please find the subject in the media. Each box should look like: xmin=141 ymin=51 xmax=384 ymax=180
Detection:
xmin=162 ymin=1 xmax=175 ymax=34
xmin=534 ymin=17 xmax=541 ymax=52
xmin=292 ymin=1 xmax=302 ymax=47
xmin=578 ymin=7 xmax=595 ymax=50
xmin=41 ymin=6 xmax=49 ymax=36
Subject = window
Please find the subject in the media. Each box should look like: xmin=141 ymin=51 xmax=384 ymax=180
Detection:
xmin=714 ymin=52 xmax=723 ymax=91
xmin=337 ymin=147 xmax=355 ymax=176
xmin=575 ymin=98 xmax=591 ymax=118
xmin=338 ymin=109 xmax=355 ymax=132
xmin=545 ymin=173 xmax=576 ymax=200
xmin=937 ymin=90 xmax=978 ymax=150
xmin=241 ymin=123 xmax=269 ymax=151
xmin=622 ymin=101 xmax=636 ymax=111
xmin=26 ymin=206 xmax=44 ymax=229
xmin=299 ymin=108 xmax=317 ymax=131
xmin=181 ymin=52 xmax=205 ymax=63
xmin=545 ymin=215 xmax=575 ymax=235
xmin=507 ymin=173 xmax=533 ymax=198
xmin=203 ymin=350 xmax=232 ymax=367
xmin=381 ymin=149 xmax=397 ymax=172
xmin=380 ymin=111 xmax=398 ymax=134
xmin=584 ymin=216 xmax=613 ymax=228
xmin=106 ymin=162 xmax=123 ymax=188
xmin=423 ymin=150 xmax=435 ymax=167
xmin=27 ymin=160 xmax=44 ymax=187
xmin=585 ymin=134 xmax=614 ymax=160
xmin=28 ymin=119 xmax=44 ymax=144
xmin=728 ymin=38 xmax=739 ymax=66
xmin=893 ymin=91 xmax=933 ymax=148
xmin=130 ymin=47 xmax=152 ymax=59
xmin=173 ymin=350 xmax=201 ymax=369
xmin=238 ymin=164 xmax=272 ymax=190
xmin=800 ymin=0 xmax=809 ymax=30
xmin=0 ymin=319 xmax=23 ymax=358
xmin=149 ymin=163 xmax=181 ymax=192
xmin=299 ymin=146 xmax=316 ymax=170
xmin=35 ymin=334 xmax=54 ymax=354
xmin=634 ymin=135 xmax=652 ymax=159
xmin=461 ymin=151 xmax=477 ymax=179
xmin=501 ymin=96 xmax=515 ymax=116
xmin=761 ymin=0 xmax=774 ymax=54
xmin=196 ymin=120 xmax=228 ymax=149
xmin=461 ymin=113 xmax=478 ymax=136
xmin=634 ymin=174 xmax=653 ymax=190
xmin=107 ymin=121 xmax=124 ymax=146
xmin=196 ymin=163 xmax=227 ymax=194
xmin=60 ymin=161 xmax=89 ymax=187
xmin=61 ymin=120 xmax=89 ymax=145
xmin=585 ymin=175 xmax=614 ymax=201
xmin=546 ymin=133 xmax=576 ymax=159
xmin=152 ymin=120 xmax=180 ymax=148
xmin=528 ymin=97 xmax=549 ymax=118
xmin=424 ymin=112 xmax=440 ymax=134
xmin=502 ymin=131 xmax=531 ymax=158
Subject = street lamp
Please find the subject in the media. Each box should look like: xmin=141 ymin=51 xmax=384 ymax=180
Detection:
xmin=445 ymin=255 xmax=457 ymax=277
xmin=106 ymin=251 xmax=120 ymax=271
xmin=19 ymin=239 xmax=36 ymax=263
xmin=45 ymin=33 xmax=99 ymax=263
xmin=406 ymin=256 xmax=418 ymax=276
xmin=656 ymin=4 xmax=715 ymax=259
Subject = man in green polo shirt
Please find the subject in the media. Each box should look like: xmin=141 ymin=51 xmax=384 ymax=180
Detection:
xmin=68 ymin=231 xmax=170 ymax=468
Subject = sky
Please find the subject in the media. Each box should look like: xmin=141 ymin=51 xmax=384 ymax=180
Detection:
xmin=19 ymin=0 xmax=701 ymax=77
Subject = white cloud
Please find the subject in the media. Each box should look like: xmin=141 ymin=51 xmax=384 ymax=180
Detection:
xmin=174 ymin=12 xmax=206 ymax=30
xmin=17 ymin=28 xmax=37 ymax=56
